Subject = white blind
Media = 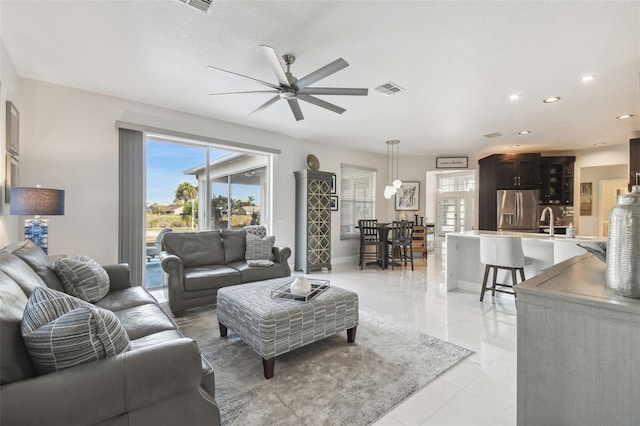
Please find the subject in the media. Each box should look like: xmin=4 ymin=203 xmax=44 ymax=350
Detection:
xmin=340 ymin=164 xmax=376 ymax=238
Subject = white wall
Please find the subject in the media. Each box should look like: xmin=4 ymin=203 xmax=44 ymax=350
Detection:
xmin=14 ymin=76 xmax=442 ymax=266
xmin=0 ymin=42 xmax=23 ymax=245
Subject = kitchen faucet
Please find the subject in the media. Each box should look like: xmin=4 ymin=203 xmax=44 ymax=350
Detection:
xmin=540 ymin=206 xmax=554 ymax=237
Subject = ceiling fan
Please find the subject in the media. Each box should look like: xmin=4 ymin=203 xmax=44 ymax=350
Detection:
xmin=206 ymin=45 xmax=368 ymax=122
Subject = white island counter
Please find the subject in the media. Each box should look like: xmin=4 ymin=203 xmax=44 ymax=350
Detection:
xmin=445 ymin=230 xmax=605 ymax=292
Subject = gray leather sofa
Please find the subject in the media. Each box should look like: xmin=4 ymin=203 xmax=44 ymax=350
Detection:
xmin=160 ymin=227 xmax=291 ymax=316
xmin=0 ymin=240 xmax=220 ymax=426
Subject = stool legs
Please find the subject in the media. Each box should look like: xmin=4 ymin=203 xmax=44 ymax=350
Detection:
xmin=480 ymin=264 xmax=491 ymax=301
xmin=480 ymin=265 xmax=525 ymax=301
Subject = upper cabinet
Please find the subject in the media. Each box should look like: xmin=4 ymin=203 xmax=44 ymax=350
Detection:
xmin=538 ymin=156 xmax=575 ymax=206
xmin=495 ymin=154 xmax=540 ymax=189
xmin=630 ymin=138 xmax=640 ymax=191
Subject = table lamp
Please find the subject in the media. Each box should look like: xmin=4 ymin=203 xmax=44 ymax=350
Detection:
xmin=10 ymin=186 xmax=65 ymax=254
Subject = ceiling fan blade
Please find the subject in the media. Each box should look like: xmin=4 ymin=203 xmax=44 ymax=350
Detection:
xmin=297 ymin=87 xmax=368 ymax=96
xmin=294 ymin=58 xmax=349 ymax=90
xmin=298 ymin=95 xmax=346 ymax=115
xmin=205 ymin=65 xmax=280 ymax=90
xmin=210 ymin=90 xmax=279 ymax=96
xmin=287 ymin=99 xmax=304 ymax=121
xmin=260 ymin=45 xmax=292 ymax=88
xmin=250 ymin=95 xmax=281 ymax=115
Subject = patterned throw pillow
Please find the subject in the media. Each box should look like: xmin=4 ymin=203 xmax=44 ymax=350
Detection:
xmin=245 ymin=234 xmax=275 ymax=266
xmin=55 ymin=254 xmax=110 ymax=302
xmin=245 ymin=225 xmax=268 ymax=239
xmin=21 ymin=287 xmax=130 ymax=375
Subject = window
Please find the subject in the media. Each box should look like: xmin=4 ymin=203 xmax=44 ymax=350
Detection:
xmin=340 ymin=164 xmax=376 ymax=239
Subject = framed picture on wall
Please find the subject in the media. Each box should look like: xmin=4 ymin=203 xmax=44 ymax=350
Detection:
xmin=5 ymin=154 xmax=18 ymax=203
xmin=330 ymin=195 xmax=339 ymax=211
xmin=6 ymin=101 xmax=19 ymax=155
xmin=330 ymin=174 xmax=336 ymax=194
xmin=395 ymin=181 xmax=420 ymax=211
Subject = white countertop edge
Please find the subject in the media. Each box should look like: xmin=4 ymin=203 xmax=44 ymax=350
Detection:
xmin=447 ymin=230 xmax=606 ymax=243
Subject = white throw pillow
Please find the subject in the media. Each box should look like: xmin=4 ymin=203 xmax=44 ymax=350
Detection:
xmin=245 ymin=234 xmax=275 ymax=263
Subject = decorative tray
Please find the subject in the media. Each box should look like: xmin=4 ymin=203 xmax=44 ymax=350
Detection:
xmin=271 ymin=279 xmax=330 ymax=302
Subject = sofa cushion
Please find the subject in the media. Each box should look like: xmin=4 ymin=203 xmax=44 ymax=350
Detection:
xmin=113 ymin=303 xmax=178 ymax=340
xmin=183 ymin=265 xmax=242 ymax=292
xmin=55 ymin=255 xmax=110 ymax=302
xmin=3 ymin=240 xmax=65 ymax=291
xmin=163 ymin=231 xmax=225 ymax=267
xmin=228 ymin=261 xmax=290 ymax=283
xmin=0 ymin=253 xmax=47 ymax=297
xmin=0 ymin=271 xmax=37 ymax=384
xmin=21 ymin=287 xmax=130 ymax=375
xmin=245 ymin=234 xmax=275 ymax=262
xmin=95 ymin=286 xmax=158 ymax=312
xmin=222 ymin=228 xmax=246 ymax=264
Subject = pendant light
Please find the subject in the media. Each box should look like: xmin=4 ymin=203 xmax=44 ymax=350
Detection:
xmin=384 ymin=140 xmax=402 ymax=199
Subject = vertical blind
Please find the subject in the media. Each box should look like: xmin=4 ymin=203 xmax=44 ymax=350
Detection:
xmin=340 ymin=164 xmax=376 ymax=238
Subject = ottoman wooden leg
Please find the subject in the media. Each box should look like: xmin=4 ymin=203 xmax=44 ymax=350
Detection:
xmin=218 ymin=322 xmax=228 ymax=337
xmin=347 ymin=326 xmax=357 ymax=343
xmin=263 ymin=357 xmax=275 ymax=379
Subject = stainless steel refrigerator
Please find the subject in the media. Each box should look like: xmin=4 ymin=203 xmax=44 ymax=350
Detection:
xmin=497 ymin=189 xmax=540 ymax=231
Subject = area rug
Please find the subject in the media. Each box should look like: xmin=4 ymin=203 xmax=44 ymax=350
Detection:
xmin=172 ymin=306 xmax=473 ymax=426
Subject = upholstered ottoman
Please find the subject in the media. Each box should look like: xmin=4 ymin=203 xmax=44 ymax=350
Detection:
xmin=216 ymin=277 xmax=359 ymax=379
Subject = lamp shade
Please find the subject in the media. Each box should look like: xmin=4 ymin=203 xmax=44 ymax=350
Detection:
xmin=10 ymin=187 xmax=65 ymax=216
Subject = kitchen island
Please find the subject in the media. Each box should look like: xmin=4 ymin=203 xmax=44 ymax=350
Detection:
xmin=515 ymin=254 xmax=640 ymax=426
xmin=445 ymin=230 xmax=605 ymax=292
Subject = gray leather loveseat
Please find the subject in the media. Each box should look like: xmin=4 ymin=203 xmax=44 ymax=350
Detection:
xmin=160 ymin=226 xmax=291 ymax=316
xmin=0 ymin=240 xmax=220 ymax=426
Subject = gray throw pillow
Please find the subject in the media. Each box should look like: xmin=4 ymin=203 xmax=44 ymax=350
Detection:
xmin=245 ymin=225 xmax=268 ymax=239
xmin=55 ymin=254 xmax=110 ymax=302
xmin=245 ymin=234 xmax=275 ymax=262
xmin=21 ymin=287 xmax=130 ymax=375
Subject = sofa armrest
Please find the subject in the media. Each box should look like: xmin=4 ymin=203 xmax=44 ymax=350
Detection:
xmin=273 ymin=246 xmax=292 ymax=275
xmin=103 ymin=264 xmax=134 ymax=290
xmin=159 ymin=251 xmax=185 ymax=315
xmin=0 ymin=338 xmax=206 ymax=426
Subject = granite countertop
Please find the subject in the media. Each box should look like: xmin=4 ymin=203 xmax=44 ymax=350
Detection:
xmin=448 ymin=230 xmax=605 ymax=243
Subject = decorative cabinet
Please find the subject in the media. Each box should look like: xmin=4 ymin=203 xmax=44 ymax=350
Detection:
xmin=538 ymin=156 xmax=575 ymax=206
xmin=294 ymin=170 xmax=332 ymax=273
xmin=478 ymin=153 xmax=541 ymax=230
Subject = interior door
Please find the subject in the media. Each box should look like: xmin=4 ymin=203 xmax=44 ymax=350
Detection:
xmin=438 ymin=196 xmax=466 ymax=236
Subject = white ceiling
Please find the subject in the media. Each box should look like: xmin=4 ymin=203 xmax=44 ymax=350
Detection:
xmin=2 ymin=1 xmax=640 ymax=156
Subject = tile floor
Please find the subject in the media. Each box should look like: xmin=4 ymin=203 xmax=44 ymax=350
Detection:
xmin=151 ymin=245 xmax=518 ymax=425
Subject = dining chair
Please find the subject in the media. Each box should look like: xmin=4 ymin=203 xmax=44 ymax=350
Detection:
xmin=387 ymin=221 xmax=413 ymax=270
xmin=479 ymin=235 xmax=531 ymax=301
xmin=358 ymin=219 xmax=381 ymax=269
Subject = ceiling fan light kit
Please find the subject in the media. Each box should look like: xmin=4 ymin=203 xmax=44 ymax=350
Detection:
xmin=207 ymin=45 xmax=368 ymax=121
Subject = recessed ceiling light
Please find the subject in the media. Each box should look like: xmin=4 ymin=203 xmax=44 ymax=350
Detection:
xmin=510 ymin=145 xmax=520 ymax=148
xmin=581 ymin=75 xmax=595 ymax=82
xmin=509 ymin=94 xmax=521 ymax=100
xmin=593 ymin=142 xmax=607 ymax=146
xmin=518 ymin=130 xmax=531 ymax=135
xmin=617 ymin=114 xmax=633 ymax=120
xmin=543 ymin=97 xmax=561 ymax=103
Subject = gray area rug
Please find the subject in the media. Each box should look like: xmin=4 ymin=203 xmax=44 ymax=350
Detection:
xmin=173 ymin=306 xmax=473 ymax=426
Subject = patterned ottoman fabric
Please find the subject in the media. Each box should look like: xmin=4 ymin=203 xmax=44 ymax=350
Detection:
xmin=217 ymin=277 xmax=359 ymax=360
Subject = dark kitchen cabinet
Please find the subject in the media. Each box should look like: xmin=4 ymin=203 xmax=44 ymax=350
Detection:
xmin=630 ymin=138 xmax=640 ymax=191
xmin=539 ymin=156 xmax=575 ymax=206
xmin=479 ymin=153 xmax=541 ymax=230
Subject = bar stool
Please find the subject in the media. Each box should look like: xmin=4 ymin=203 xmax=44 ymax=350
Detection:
xmin=479 ymin=235 xmax=531 ymax=301
xmin=358 ymin=219 xmax=382 ymax=269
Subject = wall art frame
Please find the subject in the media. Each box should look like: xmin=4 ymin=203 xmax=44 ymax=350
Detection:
xmin=395 ymin=181 xmax=420 ymax=211
xmin=5 ymin=154 xmax=18 ymax=203
xmin=436 ymin=157 xmax=468 ymax=169
xmin=330 ymin=174 xmax=336 ymax=194
xmin=330 ymin=195 xmax=339 ymax=211
xmin=6 ymin=101 xmax=19 ymax=155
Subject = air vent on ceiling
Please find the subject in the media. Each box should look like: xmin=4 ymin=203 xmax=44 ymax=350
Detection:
xmin=375 ymin=82 xmax=404 ymax=96
xmin=178 ymin=0 xmax=214 ymax=14
xmin=483 ymin=132 xmax=503 ymax=139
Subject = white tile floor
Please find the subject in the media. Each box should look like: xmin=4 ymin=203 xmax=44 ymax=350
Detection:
xmin=153 ymin=245 xmax=518 ymax=425
xmin=304 ymin=247 xmax=518 ymax=426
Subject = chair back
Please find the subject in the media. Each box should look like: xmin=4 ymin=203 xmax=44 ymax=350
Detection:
xmin=358 ymin=219 xmax=378 ymax=240
xmin=390 ymin=221 xmax=413 ymax=242
xmin=480 ymin=235 xmax=525 ymax=268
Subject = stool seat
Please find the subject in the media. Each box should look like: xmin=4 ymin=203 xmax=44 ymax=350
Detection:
xmin=479 ymin=235 xmax=531 ymax=301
